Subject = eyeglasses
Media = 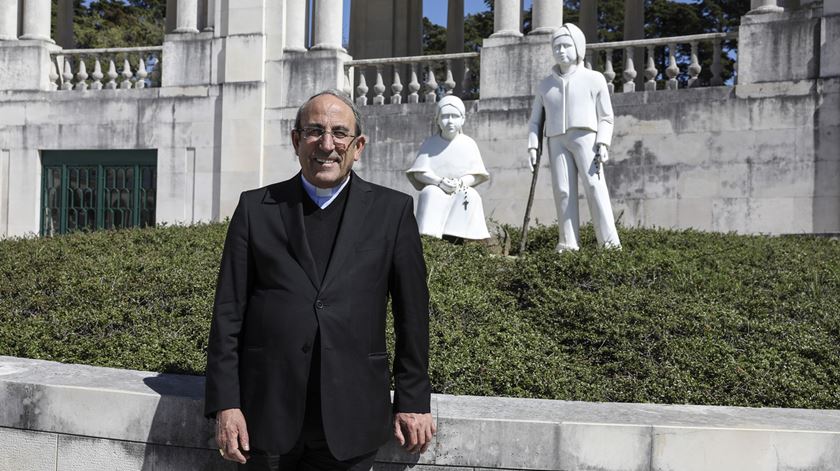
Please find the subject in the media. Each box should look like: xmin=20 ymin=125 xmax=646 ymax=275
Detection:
xmin=296 ymin=127 xmax=358 ymax=146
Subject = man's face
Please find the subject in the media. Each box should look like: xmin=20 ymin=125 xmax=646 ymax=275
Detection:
xmin=553 ymin=36 xmax=577 ymax=66
xmin=292 ymin=94 xmax=366 ymax=188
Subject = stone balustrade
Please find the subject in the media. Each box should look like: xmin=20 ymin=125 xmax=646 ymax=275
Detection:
xmin=344 ymin=32 xmax=738 ymax=106
xmin=344 ymin=52 xmax=480 ymax=106
xmin=48 ymin=47 xmax=163 ymax=91
xmin=586 ymin=32 xmax=739 ymax=93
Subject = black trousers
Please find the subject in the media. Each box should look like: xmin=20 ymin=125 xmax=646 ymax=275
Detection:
xmin=240 ymin=431 xmax=377 ymax=471
xmin=239 ymin=333 xmax=379 ymax=471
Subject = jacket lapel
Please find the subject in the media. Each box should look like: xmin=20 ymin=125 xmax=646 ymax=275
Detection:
xmin=267 ymin=176 xmax=320 ymax=290
xmin=321 ymin=172 xmax=373 ymax=292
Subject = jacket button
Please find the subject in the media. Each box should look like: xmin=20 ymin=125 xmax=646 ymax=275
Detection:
xmin=315 ymin=300 xmax=324 ymax=309
xmin=302 ymin=343 xmax=310 ymax=353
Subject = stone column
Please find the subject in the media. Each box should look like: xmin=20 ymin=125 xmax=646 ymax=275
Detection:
xmin=492 ymin=0 xmax=522 ymax=37
xmin=165 ymin=0 xmax=177 ymax=33
xmin=447 ymin=0 xmax=464 ymax=51
xmin=285 ymin=0 xmax=307 ymax=51
xmin=447 ymin=0 xmax=464 ymax=95
xmin=0 ymin=0 xmax=19 ymax=40
xmin=311 ymin=0 xmax=344 ymax=50
xmin=530 ymin=0 xmax=562 ymax=34
xmin=203 ymin=0 xmax=215 ymax=32
xmin=748 ymin=0 xmax=783 ymax=13
xmin=623 ymin=0 xmax=644 ymax=41
xmin=20 ymin=0 xmax=52 ymax=41
xmin=579 ymin=0 xmax=598 ymax=43
xmin=407 ymin=0 xmax=422 ymax=55
xmin=56 ymin=0 xmax=74 ymax=48
xmin=174 ymin=0 xmax=199 ymax=33
xmin=624 ymin=0 xmax=644 ymax=88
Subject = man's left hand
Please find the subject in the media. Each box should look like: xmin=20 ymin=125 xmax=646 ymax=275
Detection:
xmin=394 ymin=412 xmax=436 ymax=454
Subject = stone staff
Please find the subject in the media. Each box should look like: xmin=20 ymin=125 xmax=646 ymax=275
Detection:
xmin=520 ymin=111 xmax=545 ymax=254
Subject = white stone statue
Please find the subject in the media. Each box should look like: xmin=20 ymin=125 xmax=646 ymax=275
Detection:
xmin=407 ymin=96 xmax=491 ymax=240
xmin=528 ymin=23 xmax=621 ymax=251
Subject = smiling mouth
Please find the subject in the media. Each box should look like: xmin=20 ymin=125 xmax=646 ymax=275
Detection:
xmin=315 ymin=157 xmax=339 ymax=166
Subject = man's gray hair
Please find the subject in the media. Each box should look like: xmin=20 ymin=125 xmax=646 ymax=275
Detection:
xmin=294 ymin=89 xmax=363 ymax=136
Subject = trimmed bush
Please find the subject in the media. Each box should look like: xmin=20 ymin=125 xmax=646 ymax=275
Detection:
xmin=1 ymin=223 xmax=839 ymax=408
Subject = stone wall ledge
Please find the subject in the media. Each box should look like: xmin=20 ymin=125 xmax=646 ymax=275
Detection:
xmin=0 ymin=86 xmax=222 ymax=103
xmin=1 ymin=355 xmax=839 ymax=470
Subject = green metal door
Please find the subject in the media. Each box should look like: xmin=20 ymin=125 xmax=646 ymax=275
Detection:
xmin=41 ymin=150 xmax=157 ymax=236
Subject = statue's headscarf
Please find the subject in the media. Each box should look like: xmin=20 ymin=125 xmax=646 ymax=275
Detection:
xmin=434 ymin=95 xmax=467 ymax=134
xmin=552 ymin=23 xmax=586 ymax=65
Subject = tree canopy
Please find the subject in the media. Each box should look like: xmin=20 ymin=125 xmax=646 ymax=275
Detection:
xmin=59 ymin=0 xmax=748 ymax=86
xmin=54 ymin=0 xmax=165 ymax=49
xmin=420 ymin=0 xmax=748 ymax=87
xmin=423 ymin=0 xmax=747 ymax=53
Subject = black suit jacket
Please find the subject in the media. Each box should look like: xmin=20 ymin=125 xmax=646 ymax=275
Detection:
xmin=204 ymin=172 xmax=431 ymax=460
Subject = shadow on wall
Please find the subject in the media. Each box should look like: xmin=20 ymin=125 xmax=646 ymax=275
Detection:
xmin=140 ymin=374 xmax=421 ymax=469
xmin=812 ymin=82 xmax=840 ymax=233
xmin=142 ymin=374 xmax=234 ymax=470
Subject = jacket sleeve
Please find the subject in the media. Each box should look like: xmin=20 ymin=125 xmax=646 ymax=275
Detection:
xmin=204 ymin=192 xmax=254 ymax=418
xmin=594 ymin=73 xmax=614 ymax=148
xmin=389 ymin=196 xmax=432 ymax=413
xmin=527 ymin=92 xmax=545 ymax=150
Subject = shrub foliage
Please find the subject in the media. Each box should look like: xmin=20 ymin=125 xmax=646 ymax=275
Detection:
xmin=1 ymin=223 xmax=839 ymax=408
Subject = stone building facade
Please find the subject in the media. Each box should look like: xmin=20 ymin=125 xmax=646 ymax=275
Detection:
xmin=0 ymin=0 xmax=838 ymax=237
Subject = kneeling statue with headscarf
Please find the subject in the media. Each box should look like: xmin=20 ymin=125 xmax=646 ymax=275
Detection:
xmin=407 ymin=96 xmax=491 ymax=240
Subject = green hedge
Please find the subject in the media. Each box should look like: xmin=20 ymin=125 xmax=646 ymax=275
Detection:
xmin=1 ymin=223 xmax=839 ymax=408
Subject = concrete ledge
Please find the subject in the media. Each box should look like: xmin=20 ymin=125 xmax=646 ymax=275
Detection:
xmin=1 ymin=356 xmax=839 ymax=470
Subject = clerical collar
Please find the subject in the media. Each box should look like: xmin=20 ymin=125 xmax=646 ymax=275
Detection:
xmin=301 ymin=174 xmax=350 ymax=209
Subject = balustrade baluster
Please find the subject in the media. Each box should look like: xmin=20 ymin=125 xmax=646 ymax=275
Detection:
xmin=585 ymin=50 xmax=594 ymax=70
xmin=603 ymin=49 xmax=616 ymax=94
xmin=135 ymin=58 xmax=148 ymax=89
xmin=407 ymin=64 xmax=420 ymax=104
xmin=443 ymin=60 xmax=456 ymax=95
xmin=61 ymin=59 xmax=74 ymax=91
xmin=119 ymin=59 xmax=133 ymax=89
xmin=644 ymin=46 xmax=657 ymax=91
xmin=623 ymin=47 xmax=637 ymax=93
xmin=372 ymin=66 xmax=386 ymax=105
xmin=343 ymin=68 xmax=353 ymax=97
xmin=355 ymin=70 xmax=369 ymax=106
xmin=91 ymin=59 xmax=104 ymax=90
xmin=150 ymin=56 xmax=161 ymax=87
xmin=49 ymin=59 xmax=60 ymax=91
xmin=105 ymin=60 xmax=118 ymax=90
xmin=666 ymin=43 xmax=679 ymax=90
xmin=711 ymin=39 xmax=723 ymax=86
xmin=461 ymin=58 xmax=472 ymax=99
xmin=74 ymin=60 xmax=89 ymax=91
xmin=424 ymin=62 xmax=438 ymax=103
xmin=339 ymin=53 xmax=483 ymax=105
xmin=391 ymin=68 xmax=403 ymax=105
xmin=688 ymin=41 xmax=701 ymax=87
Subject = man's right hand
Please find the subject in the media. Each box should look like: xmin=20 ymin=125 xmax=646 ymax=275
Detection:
xmin=215 ymin=408 xmax=250 ymax=463
xmin=528 ymin=148 xmax=538 ymax=173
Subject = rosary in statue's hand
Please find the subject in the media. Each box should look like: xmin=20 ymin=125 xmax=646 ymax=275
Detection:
xmin=437 ymin=177 xmax=459 ymax=194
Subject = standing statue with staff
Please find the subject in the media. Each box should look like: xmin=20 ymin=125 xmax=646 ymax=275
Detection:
xmin=525 ymin=23 xmax=621 ymax=252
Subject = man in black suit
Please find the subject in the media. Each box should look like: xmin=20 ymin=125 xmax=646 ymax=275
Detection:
xmin=205 ymin=90 xmax=436 ymax=470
